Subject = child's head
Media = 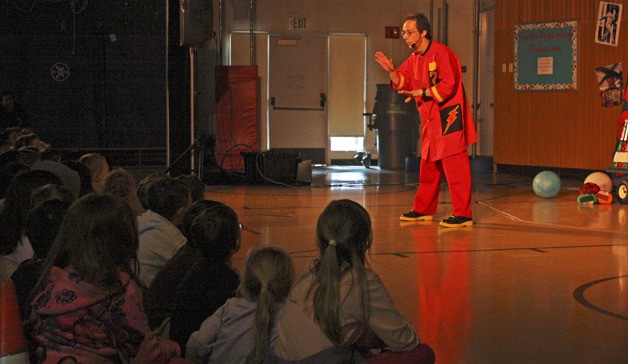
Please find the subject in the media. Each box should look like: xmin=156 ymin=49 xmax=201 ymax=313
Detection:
xmin=78 ymin=153 xmax=110 ymax=193
xmin=23 ymin=199 xmax=72 ymax=259
xmin=180 ymin=199 xmax=224 ymax=239
xmin=136 ymin=172 xmax=169 ymax=210
xmin=240 ymin=247 xmax=294 ymax=361
xmin=103 ymin=167 xmax=136 ymax=199
xmin=45 ymin=193 xmax=139 ymax=289
xmin=240 ymin=246 xmax=294 ymax=303
xmin=189 ymin=204 xmax=240 ymax=261
xmin=316 ymin=199 xmax=373 ymax=266
xmin=175 ymin=174 xmax=206 ymax=202
xmin=0 ymin=170 xmax=62 ymax=255
xmin=145 ymin=177 xmax=191 ymax=222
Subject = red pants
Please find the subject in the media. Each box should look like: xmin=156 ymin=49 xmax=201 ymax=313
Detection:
xmin=412 ymin=152 xmax=472 ymax=218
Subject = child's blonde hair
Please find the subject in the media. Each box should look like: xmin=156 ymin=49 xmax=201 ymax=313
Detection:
xmin=238 ymin=246 xmax=294 ymax=362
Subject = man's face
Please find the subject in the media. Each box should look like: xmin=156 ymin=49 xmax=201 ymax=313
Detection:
xmin=1 ymin=95 xmax=14 ymax=111
xmin=401 ymin=20 xmax=423 ymax=51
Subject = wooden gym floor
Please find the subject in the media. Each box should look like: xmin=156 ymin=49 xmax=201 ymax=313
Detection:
xmin=202 ymin=165 xmax=628 ymax=364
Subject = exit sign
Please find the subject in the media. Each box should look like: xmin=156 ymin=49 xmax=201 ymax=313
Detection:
xmin=289 ymin=17 xmax=308 ymax=30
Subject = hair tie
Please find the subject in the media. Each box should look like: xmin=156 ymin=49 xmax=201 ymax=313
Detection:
xmin=328 ymin=240 xmax=337 ymax=246
xmin=261 ymin=282 xmax=268 ymax=291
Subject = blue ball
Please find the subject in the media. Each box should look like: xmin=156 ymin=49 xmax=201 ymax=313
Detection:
xmin=533 ymin=171 xmax=561 ymax=198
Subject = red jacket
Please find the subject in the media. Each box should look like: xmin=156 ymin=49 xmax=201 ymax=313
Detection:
xmin=393 ymin=40 xmax=477 ymax=161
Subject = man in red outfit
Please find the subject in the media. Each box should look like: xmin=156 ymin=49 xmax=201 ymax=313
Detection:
xmin=375 ymin=13 xmax=477 ymax=228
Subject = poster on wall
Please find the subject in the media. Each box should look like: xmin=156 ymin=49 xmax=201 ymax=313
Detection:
xmin=595 ymin=2 xmax=622 ymax=46
xmin=595 ymin=63 xmax=623 ymax=107
xmin=514 ymin=20 xmax=578 ymax=91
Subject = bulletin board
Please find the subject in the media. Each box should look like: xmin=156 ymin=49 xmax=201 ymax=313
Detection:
xmin=514 ymin=20 xmax=578 ymax=91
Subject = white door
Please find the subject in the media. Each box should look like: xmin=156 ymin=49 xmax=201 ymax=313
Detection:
xmin=268 ymin=35 xmax=327 ymax=163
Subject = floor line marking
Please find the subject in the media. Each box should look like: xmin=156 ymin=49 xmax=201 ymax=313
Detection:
xmin=285 ymin=243 xmax=628 ymax=260
xmin=573 ymin=275 xmax=628 ymax=321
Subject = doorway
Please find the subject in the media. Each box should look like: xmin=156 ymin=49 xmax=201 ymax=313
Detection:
xmin=268 ymin=35 xmax=327 ymax=164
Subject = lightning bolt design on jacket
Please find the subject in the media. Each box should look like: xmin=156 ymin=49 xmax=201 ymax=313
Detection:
xmin=443 ymin=105 xmax=460 ymax=135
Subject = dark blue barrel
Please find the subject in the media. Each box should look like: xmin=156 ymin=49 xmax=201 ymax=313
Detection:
xmin=372 ymin=84 xmax=420 ymax=170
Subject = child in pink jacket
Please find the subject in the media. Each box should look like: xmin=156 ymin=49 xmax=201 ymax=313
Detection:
xmin=25 ymin=193 xmax=182 ymax=363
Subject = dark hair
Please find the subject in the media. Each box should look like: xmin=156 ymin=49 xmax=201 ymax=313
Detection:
xmin=0 ymin=160 xmax=28 ymax=198
xmin=145 ymin=177 xmax=190 ymax=220
xmin=189 ymin=204 xmax=240 ymax=261
xmin=40 ymin=148 xmax=63 ymax=162
xmin=23 ymin=199 xmax=72 ymax=258
xmin=308 ymin=199 xmax=373 ymax=344
xmin=175 ymin=174 xmax=206 ymax=202
xmin=239 ymin=247 xmax=294 ymax=361
xmin=180 ymin=199 xmax=224 ymax=240
xmin=0 ymin=150 xmax=21 ymax=167
xmin=136 ymin=172 xmax=169 ymax=210
xmin=0 ymin=170 xmax=62 ymax=255
xmin=33 ymin=193 xmax=140 ymax=292
xmin=62 ymin=161 xmax=93 ymax=196
xmin=405 ymin=13 xmax=432 ymax=39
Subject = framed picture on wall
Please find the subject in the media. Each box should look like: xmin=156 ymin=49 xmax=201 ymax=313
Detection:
xmin=595 ymin=2 xmax=622 ymax=46
xmin=514 ymin=20 xmax=578 ymax=91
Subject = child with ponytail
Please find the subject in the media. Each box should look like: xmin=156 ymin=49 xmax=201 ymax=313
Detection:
xmin=271 ymin=199 xmax=435 ymax=363
xmin=186 ymin=246 xmax=294 ymax=364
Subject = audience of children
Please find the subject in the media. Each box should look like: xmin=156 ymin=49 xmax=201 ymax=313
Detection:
xmin=24 ymin=193 xmax=183 ymax=363
xmin=170 ymin=203 xmax=242 ymax=354
xmin=137 ymin=176 xmax=191 ymax=287
xmin=186 ymin=246 xmax=294 ymax=364
xmin=0 ymin=140 xmax=434 ymax=363
xmin=270 ymin=199 xmax=434 ymax=363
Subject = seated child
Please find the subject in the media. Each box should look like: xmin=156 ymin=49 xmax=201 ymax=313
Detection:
xmin=11 ymin=184 xmax=74 ymax=319
xmin=169 ymin=203 xmax=241 ymax=354
xmin=186 ymin=246 xmax=294 ymax=363
xmin=271 ymin=199 xmax=435 ymax=363
xmin=146 ymin=200 xmax=224 ymax=331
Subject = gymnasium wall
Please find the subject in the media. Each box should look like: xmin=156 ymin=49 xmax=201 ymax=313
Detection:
xmin=494 ymin=0 xmax=626 ymax=170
